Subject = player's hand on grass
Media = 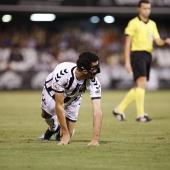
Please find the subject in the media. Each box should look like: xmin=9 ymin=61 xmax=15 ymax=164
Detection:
xmin=58 ymin=133 xmax=70 ymax=145
xmin=88 ymin=140 xmax=100 ymax=146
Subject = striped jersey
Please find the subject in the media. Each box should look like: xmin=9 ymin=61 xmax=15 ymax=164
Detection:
xmin=44 ymin=62 xmax=101 ymax=106
xmin=125 ymin=16 xmax=160 ymax=53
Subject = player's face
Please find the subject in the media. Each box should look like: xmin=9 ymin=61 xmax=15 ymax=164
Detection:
xmin=86 ymin=61 xmax=100 ymax=79
xmin=138 ymin=3 xmax=151 ymax=19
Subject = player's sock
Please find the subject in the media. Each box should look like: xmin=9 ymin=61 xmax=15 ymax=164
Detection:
xmin=135 ymin=88 xmax=145 ymax=118
xmin=45 ymin=115 xmax=59 ymax=131
xmin=117 ymin=88 xmax=135 ymax=113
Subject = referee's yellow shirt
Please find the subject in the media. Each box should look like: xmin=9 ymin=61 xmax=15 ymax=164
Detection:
xmin=125 ymin=17 xmax=160 ymax=53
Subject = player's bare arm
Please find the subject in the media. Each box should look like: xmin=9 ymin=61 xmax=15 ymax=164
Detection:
xmin=66 ymin=120 xmax=76 ymax=138
xmin=55 ymin=92 xmax=70 ymax=145
xmin=88 ymin=99 xmax=102 ymax=146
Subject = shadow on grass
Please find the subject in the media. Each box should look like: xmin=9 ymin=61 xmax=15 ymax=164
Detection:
xmin=28 ymin=138 xmax=114 ymax=145
xmin=71 ymin=140 xmax=113 ymax=144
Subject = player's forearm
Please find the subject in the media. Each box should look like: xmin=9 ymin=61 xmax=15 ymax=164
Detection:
xmin=92 ymin=111 xmax=102 ymax=141
xmin=56 ymin=105 xmax=69 ymax=134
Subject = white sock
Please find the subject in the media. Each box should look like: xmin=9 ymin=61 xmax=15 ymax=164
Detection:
xmin=45 ymin=115 xmax=58 ymax=131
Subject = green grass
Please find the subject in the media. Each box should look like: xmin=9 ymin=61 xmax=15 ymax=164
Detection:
xmin=0 ymin=90 xmax=170 ymax=170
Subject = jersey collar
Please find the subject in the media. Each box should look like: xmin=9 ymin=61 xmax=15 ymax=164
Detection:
xmin=138 ymin=16 xmax=149 ymax=24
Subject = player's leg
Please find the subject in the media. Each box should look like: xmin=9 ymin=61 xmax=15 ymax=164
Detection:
xmin=113 ymin=51 xmax=141 ymax=121
xmin=66 ymin=120 xmax=76 ymax=138
xmin=113 ymin=88 xmax=135 ymax=120
xmin=39 ymin=110 xmax=60 ymax=140
xmin=39 ymin=88 xmax=60 ymax=140
xmin=133 ymin=52 xmax=153 ymax=122
xmin=135 ymin=86 xmax=152 ymax=122
xmin=117 ymin=88 xmax=135 ymax=113
xmin=63 ymin=100 xmax=80 ymax=140
xmin=55 ymin=118 xmax=76 ymax=142
xmin=135 ymin=76 xmax=146 ymax=118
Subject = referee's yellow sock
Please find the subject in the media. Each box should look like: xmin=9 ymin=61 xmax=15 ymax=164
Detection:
xmin=135 ymin=88 xmax=145 ymax=118
xmin=117 ymin=88 xmax=135 ymax=113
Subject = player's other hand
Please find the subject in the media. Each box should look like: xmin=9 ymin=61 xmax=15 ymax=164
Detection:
xmin=58 ymin=133 xmax=70 ymax=145
xmin=88 ymin=140 xmax=100 ymax=146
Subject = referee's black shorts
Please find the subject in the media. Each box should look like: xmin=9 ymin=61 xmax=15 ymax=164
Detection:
xmin=131 ymin=51 xmax=152 ymax=81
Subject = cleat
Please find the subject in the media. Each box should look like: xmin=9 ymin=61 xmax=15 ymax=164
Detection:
xmin=113 ymin=108 xmax=126 ymax=121
xmin=55 ymin=125 xmax=61 ymax=141
xmin=136 ymin=113 xmax=153 ymax=122
xmin=38 ymin=129 xmax=55 ymax=140
xmin=38 ymin=125 xmax=61 ymax=141
xmin=38 ymin=134 xmax=46 ymax=141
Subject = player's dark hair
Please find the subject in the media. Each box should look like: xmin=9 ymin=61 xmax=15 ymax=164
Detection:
xmin=138 ymin=0 xmax=150 ymax=7
xmin=77 ymin=51 xmax=99 ymax=71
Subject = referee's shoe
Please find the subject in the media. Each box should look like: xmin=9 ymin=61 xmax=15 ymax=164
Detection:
xmin=113 ymin=108 xmax=126 ymax=121
xmin=136 ymin=113 xmax=153 ymax=122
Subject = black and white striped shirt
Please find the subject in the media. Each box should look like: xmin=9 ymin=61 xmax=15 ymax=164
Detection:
xmin=44 ymin=62 xmax=101 ymax=106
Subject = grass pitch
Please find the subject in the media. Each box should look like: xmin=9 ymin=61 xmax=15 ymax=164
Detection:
xmin=0 ymin=90 xmax=170 ymax=170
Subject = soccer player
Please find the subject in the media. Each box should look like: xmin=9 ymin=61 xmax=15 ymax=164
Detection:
xmin=113 ymin=0 xmax=170 ymax=122
xmin=38 ymin=51 xmax=102 ymax=145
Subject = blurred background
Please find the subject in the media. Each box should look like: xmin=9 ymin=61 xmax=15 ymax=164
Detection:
xmin=0 ymin=0 xmax=170 ymax=90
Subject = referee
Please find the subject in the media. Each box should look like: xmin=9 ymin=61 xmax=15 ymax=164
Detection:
xmin=113 ymin=0 xmax=170 ymax=122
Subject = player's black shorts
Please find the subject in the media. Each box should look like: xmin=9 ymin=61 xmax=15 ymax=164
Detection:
xmin=131 ymin=51 xmax=152 ymax=81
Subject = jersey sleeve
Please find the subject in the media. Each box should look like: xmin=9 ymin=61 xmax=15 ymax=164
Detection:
xmin=86 ymin=77 xmax=101 ymax=100
xmin=52 ymin=81 xmax=65 ymax=93
xmin=153 ymin=22 xmax=160 ymax=40
xmin=51 ymin=69 xmax=68 ymax=93
xmin=124 ymin=19 xmax=136 ymax=36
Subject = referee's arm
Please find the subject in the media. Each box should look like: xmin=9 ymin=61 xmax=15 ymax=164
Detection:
xmin=155 ymin=37 xmax=170 ymax=46
xmin=124 ymin=35 xmax=133 ymax=73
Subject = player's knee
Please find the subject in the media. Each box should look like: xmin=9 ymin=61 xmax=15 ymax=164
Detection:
xmin=41 ymin=109 xmax=52 ymax=119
